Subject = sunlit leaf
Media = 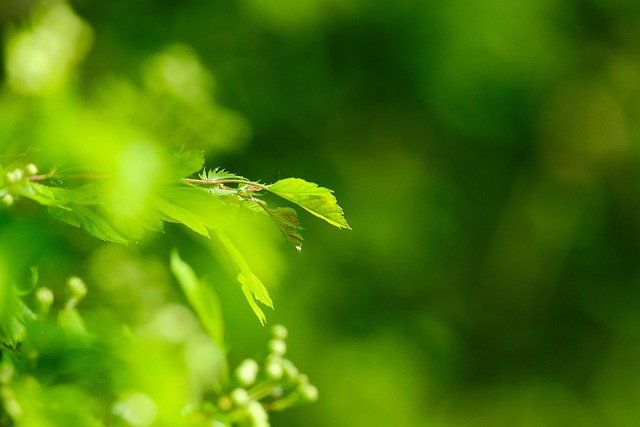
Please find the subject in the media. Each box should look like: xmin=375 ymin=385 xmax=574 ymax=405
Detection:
xmin=255 ymin=201 xmax=303 ymax=251
xmin=267 ymin=178 xmax=350 ymax=229
xmin=200 ymin=167 xmax=248 ymax=182
xmin=150 ymin=186 xmax=237 ymax=237
xmin=215 ymin=230 xmax=272 ymax=324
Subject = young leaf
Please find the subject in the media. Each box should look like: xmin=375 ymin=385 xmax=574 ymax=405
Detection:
xmin=200 ymin=168 xmax=248 ymax=182
xmin=240 ymin=282 xmax=266 ymax=326
xmin=48 ymin=204 xmax=130 ymax=244
xmin=214 ymin=230 xmax=273 ymax=325
xmin=170 ymin=250 xmax=225 ymax=350
xmin=16 ymin=182 xmax=60 ymax=206
xmin=266 ymin=178 xmax=350 ymax=229
xmin=255 ymin=200 xmax=303 ymax=251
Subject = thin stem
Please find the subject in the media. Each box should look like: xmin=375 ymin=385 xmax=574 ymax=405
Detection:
xmin=27 ymin=173 xmax=109 ymax=182
xmin=183 ymin=177 xmax=265 ymax=188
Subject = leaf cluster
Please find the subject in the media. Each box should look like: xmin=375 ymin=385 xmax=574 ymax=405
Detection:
xmin=0 ymin=146 xmax=350 ymax=324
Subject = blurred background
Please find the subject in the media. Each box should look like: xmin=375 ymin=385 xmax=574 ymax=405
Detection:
xmin=2 ymin=0 xmax=640 ymax=425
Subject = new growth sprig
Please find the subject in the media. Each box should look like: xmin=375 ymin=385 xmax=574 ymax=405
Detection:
xmin=0 ymin=147 xmax=350 ymax=325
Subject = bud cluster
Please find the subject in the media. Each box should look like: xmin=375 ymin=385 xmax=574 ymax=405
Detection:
xmin=1 ymin=163 xmax=39 ymax=206
xmin=211 ymin=324 xmax=318 ymax=427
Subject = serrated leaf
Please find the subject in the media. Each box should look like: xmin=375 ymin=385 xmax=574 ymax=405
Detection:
xmin=170 ymin=250 xmax=225 ymax=349
xmin=200 ymin=167 xmax=248 ymax=182
xmin=255 ymin=200 xmax=303 ymax=251
xmin=215 ymin=230 xmax=272 ymax=325
xmin=240 ymin=283 xmax=266 ymax=326
xmin=48 ymin=204 xmax=130 ymax=244
xmin=267 ymin=178 xmax=350 ymax=229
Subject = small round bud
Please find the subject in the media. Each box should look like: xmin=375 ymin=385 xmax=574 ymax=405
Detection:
xmin=247 ymin=401 xmax=268 ymax=426
xmin=298 ymin=384 xmax=318 ymax=402
xmin=25 ymin=164 xmax=38 ymax=175
xmin=271 ymin=324 xmax=288 ymax=340
xmin=2 ymin=194 xmax=13 ymax=206
xmin=231 ymin=388 xmax=250 ymax=406
xmin=35 ymin=287 xmax=54 ymax=314
xmin=235 ymin=359 xmax=259 ymax=386
xmin=265 ymin=358 xmax=283 ymax=380
xmin=5 ymin=169 xmax=23 ymax=183
xmin=297 ymin=374 xmax=309 ymax=385
xmin=268 ymin=339 xmax=287 ymax=356
xmin=67 ymin=276 xmax=87 ymax=300
xmin=282 ymin=359 xmax=299 ymax=379
xmin=217 ymin=395 xmax=232 ymax=412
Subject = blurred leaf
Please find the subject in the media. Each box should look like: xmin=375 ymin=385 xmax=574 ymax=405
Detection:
xmin=15 ymin=266 xmax=38 ymax=296
xmin=164 ymin=145 xmax=205 ymax=180
xmin=48 ymin=204 xmax=130 ymax=244
xmin=170 ymin=249 xmax=225 ymax=349
xmin=267 ymin=178 xmax=350 ymax=229
xmin=150 ymin=186 xmax=237 ymax=237
xmin=16 ymin=181 xmax=59 ymax=205
xmin=58 ymin=307 xmax=89 ymax=338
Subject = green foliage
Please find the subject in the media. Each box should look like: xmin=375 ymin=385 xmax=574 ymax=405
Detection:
xmin=0 ymin=155 xmax=347 ymax=425
xmin=0 ymin=152 xmax=348 ymax=324
xmin=0 ymin=3 xmax=350 ymax=426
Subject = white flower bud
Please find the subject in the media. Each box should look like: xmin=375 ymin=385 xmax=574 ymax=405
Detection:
xmin=6 ymin=170 xmax=22 ymax=183
xmin=235 ymin=359 xmax=259 ymax=386
xmin=268 ymin=339 xmax=286 ymax=356
xmin=247 ymin=401 xmax=269 ymax=427
xmin=231 ymin=388 xmax=250 ymax=406
xmin=67 ymin=276 xmax=87 ymax=299
xmin=2 ymin=194 xmax=13 ymax=206
xmin=25 ymin=164 xmax=38 ymax=175
xmin=265 ymin=357 xmax=283 ymax=380
xmin=271 ymin=324 xmax=288 ymax=340
xmin=36 ymin=287 xmax=54 ymax=314
xmin=298 ymin=384 xmax=318 ymax=402
xmin=282 ymin=359 xmax=299 ymax=379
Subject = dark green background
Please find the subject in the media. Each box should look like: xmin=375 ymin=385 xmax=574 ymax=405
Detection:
xmin=3 ymin=0 xmax=640 ymax=425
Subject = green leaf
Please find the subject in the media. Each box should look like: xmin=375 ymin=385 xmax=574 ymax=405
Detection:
xmin=255 ymin=200 xmax=303 ymax=251
xmin=165 ymin=145 xmax=205 ymax=180
xmin=200 ymin=167 xmax=248 ymax=182
xmin=48 ymin=204 xmax=130 ymax=244
xmin=16 ymin=182 xmax=60 ymax=205
xmin=170 ymin=250 xmax=225 ymax=349
xmin=15 ymin=266 xmax=39 ymax=297
xmin=267 ymin=178 xmax=350 ymax=229
xmin=215 ymin=230 xmax=272 ymax=325
xmin=150 ymin=186 xmax=238 ymax=237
